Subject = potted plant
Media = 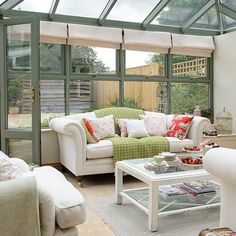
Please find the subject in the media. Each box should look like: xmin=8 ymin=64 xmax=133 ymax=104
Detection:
xmin=8 ymin=78 xmax=22 ymax=114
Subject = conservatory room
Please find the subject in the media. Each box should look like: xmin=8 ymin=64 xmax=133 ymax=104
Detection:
xmin=1 ymin=0 xmax=236 ymax=235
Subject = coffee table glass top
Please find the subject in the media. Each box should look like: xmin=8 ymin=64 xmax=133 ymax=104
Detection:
xmin=119 ymin=155 xmax=205 ymax=179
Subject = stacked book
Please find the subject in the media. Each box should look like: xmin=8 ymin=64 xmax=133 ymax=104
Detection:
xmin=159 ymin=185 xmax=187 ymax=199
xmin=180 ymin=181 xmax=216 ymax=196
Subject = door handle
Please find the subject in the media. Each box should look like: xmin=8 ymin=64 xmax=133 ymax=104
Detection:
xmin=31 ymin=87 xmax=35 ymax=104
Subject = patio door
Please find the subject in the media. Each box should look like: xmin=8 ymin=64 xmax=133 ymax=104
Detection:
xmin=0 ymin=17 xmax=41 ymax=164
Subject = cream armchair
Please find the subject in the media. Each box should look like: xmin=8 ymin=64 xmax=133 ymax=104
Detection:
xmin=203 ymin=148 xmax=236 ymax=231
xmin=0 ymin=157 xmax=86 ymax=236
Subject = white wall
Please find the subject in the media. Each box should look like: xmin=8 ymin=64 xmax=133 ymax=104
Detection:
xmin=214 ymin=31 xmax=236 ymax=132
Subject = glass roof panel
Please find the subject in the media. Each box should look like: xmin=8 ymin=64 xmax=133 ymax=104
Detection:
xmin=191 ymin=6 xmax=218 ymax=30
xmin=222 ymin=15 xmax=236 ymax=30
xmin=151 ymin=0 xmax=210 ymax=27
xmin=0 ymin=0 xmax=5 ymax=5
xmin=13 ymin=0 xmax=53 ymax=13
xmin=220 ymin=0 xmax=236 ymax=12
xmin=56 ymin=0 xmax=109 ymax=18
xmin=107 ymin=0 xmax=159 ymax=23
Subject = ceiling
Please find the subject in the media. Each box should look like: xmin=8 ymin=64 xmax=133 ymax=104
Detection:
xmin=1 ymin=0 xmax=236 ymax=36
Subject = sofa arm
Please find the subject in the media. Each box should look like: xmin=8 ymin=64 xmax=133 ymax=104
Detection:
xmin=49 ymin=117 xmax=87 ymax=176
xmin=187 ymin=116 xmax=210 ymax=146
xmin=0 ymin=176 xmax=40 ymax=236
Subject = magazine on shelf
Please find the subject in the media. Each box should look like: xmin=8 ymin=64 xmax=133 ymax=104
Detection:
xmin=180 ymin=181 xmax=216 ymax=195
xmin=159 ymin=185 xmax=187 ymax=198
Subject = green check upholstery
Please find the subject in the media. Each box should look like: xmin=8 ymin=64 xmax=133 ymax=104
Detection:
xmin=108 ymin=136 xmax=170 ymax=163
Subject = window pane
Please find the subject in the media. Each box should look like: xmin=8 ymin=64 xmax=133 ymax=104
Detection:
xmin=71 ymin=46 xmax=116 ymax=74
xmin=126 ymin=51 xmax=165 ymax=76
xmin=8 ymin=139 xmax=32 ymax=164
xmin=40 ymin=43 xmax=62 ymax=73
xmin=172 ymin=55 xmax=207 ymax=78
xmin=222 ymin=15 xmax=236 ymax=30
xmin=124 ymin=81 xmax=167 ymax=112
xmin=57 ymin=0 xmax=108 ymax=17
xmin=107 ymin=0 xmax=159 ymax=23
xmin=171 ymin=83 xmax=209 ymax=114
xmin=13 ymin=0 xmax=53 ymax=13
xmin=8 ymin=75 xmax=32 ymax=128
xmin=7 ymin=26 xmax=31 ymax=72
xmin=220 ymin=0 xmax=236 ymax=11
xmin=191 ymin=7 xmax=218 ymax=30
xmin=152 ymin=0 xmax=209 ymax=27
xmin=41 ymin=80 xmax=65 ymax=128
xmin=92 ymin=81 xmax=119 ymax=109
xmin=70 ymin=80 xmax=92 ymax=113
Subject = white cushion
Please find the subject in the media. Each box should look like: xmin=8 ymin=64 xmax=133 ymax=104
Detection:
xmin=87 ymin=140 xmax=113 ymax=159
xmin=166 ymin=137 xmax=194 ymax=152
xmin=33 ymin=166 xmax=85 ymax=229
xmin=125 ymin=119 xmax=149 ymax=138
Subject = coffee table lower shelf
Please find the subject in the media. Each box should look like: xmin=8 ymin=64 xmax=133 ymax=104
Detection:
xmin=120 ymin=185 xmax=220 ymax=217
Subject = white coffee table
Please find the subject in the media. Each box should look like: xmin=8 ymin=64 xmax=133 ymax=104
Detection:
xmin=115 ymin=157 xmax=220 ymax=232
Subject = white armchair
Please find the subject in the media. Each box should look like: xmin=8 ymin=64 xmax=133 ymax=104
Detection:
xmin=203 ymin=148 xmax=236 ymax=231
xmin=0 ymin=156 xmax=86 ymax=236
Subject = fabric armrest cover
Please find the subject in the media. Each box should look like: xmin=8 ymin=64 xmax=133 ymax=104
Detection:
xmin=33 ymin=166 xmax=86 ymax=229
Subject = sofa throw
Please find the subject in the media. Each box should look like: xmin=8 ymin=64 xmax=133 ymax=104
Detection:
xmin=108 ymin=136 xmax=170 ymax=163
xmin=94 ymin=107 xmax=145 ymax=134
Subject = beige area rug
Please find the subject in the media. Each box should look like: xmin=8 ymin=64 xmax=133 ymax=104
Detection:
xmin=86 ymin=196 xmax=220 ymax=236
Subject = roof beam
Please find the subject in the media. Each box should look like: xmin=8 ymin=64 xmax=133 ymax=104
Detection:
xmin=215 ymin=0 xmax=223 ymax=34
xmin=0 ymin=0 xmax=24 ymax=15
xmin=4 ymin=9 xmax=220 ymax=36
xmin=49 ymin=0 xmax=60 ymax=20
xmin=142 ymin=0 xmax=171 ymax=29
xmin=182 ymin=0 xmax=215 ymax=32
xmin=98 ymin=0 xmax=117 ymax=25
xmin=219 ymin=4 xmax=236 ymax=21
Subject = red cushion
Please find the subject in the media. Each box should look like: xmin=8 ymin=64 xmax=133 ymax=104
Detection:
xmin=166 ymin=115 xmax=194 ymax=140
xmin=84 ymin=119 xmax=99 ymax=141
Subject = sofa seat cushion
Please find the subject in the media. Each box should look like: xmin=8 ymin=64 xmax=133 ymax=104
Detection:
xmin=87 ymin=140 xmax=113 ymax=159
xmin=86 ymin=137 xmax=194 ymax=159
xmin=33 ymin=166 xmax=85 ymax=229
xmin=166 ymin=137 xmax=193 ymax=152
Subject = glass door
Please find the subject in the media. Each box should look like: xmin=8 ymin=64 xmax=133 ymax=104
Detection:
xmin=0 ymin=17 xmax=40 ymax=164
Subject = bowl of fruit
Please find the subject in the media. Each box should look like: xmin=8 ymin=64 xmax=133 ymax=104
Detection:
xmin=179 ymin=156 xmax=203 ymax=167
xmin=183 ymin=146 xmax=203 ymax=153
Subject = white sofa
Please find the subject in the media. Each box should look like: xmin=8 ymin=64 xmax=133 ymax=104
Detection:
xmin=203 ymin=148 xmax=236 ymax=231
xmin=0 ymin=157 xmax=86 ymax=236
xmin=49 ymin=109 xmax=210 ymax=179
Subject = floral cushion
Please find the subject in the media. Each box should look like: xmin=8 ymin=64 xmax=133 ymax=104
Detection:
xmin=0 ymin=151 xmax=22 ymax=181
xmin=139 ymin=115 xmax=166 ymax=136
xmin=166 ymin=114 xmax=194 ymax=140
xmin=87 ymin=115 xmax=115 ymax=141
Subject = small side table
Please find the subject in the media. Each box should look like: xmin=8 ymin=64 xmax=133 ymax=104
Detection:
xmin=202 ymin=133 xmax=236 ymax=149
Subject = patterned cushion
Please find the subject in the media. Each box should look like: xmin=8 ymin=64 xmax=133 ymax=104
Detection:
xmin=166 ymin=114 xmax=194 ymax=140
xmin=139 ymin=115 xmax=166 ymax=136
xmin=80 ymin=119 xmax=97 ymax=144
xmin=125 ymin=119 xmax=149 ymax=138
xmin=88 ymin=115 xmax=115 ymax=140
xmin=0 ymin=151 xmax=22 ymax=181
xmin=117 ymin=119 xmax=128 ymax=137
